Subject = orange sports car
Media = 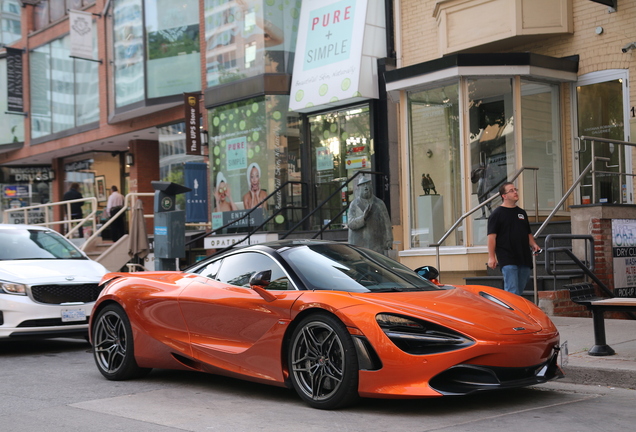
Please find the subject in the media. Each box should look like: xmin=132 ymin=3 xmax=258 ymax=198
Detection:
xmin=89 ymin=240 xmax=563 ymax=409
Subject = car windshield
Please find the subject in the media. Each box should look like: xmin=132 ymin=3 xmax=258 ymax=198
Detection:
xmin=0 ymin=229 xmax=86 ymax=260
xmin=280 ymin=243 xmax=445 ymax=292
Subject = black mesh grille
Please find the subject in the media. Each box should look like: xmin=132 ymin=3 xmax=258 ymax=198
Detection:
xmin=30 ymin=284 xmax=101 ymax=304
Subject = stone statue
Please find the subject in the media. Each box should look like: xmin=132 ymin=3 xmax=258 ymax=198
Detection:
xmin=348 ymin=175 xmax=393 ymax=254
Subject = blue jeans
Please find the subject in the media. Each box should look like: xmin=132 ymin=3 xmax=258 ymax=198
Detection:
xmin=501 ymin=265 xmax=532 ymax=296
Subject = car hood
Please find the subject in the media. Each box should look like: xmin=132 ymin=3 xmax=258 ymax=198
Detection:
xmin=0 ymin=260 xmax=107 ymax=284
xmin=349 ymin=287 xmax=543 ymax=335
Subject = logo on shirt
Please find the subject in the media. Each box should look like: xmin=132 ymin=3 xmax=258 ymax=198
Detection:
xmin=518 ymin=213 xmax=525 ymax=220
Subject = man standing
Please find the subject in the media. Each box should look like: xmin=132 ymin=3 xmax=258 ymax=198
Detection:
xmin=63 ymin=182 xmax=84 ymax=237
xmin=347 ymin=175 xmax=393 ymax=254
xmin=106 ymin=185 xmax=125 ymax=242
xmin=487 ymin=182 xmax=540 ymax=296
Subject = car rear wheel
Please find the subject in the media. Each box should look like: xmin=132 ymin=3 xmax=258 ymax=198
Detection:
xmin=92 ymin=304 xmax=151 ymax=380
xmin=288 ymin=313 xmax=359 ymax=409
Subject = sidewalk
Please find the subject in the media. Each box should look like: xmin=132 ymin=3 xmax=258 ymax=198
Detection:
xmin=551 ymin=316 xmax=636 ymax=389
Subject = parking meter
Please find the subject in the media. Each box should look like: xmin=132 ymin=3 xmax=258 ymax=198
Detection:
xmin=152 ymin=181 xmax=191 ymax=270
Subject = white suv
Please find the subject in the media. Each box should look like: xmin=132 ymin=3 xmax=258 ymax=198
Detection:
xmin=0 ymin=224 xmax=107 ymax=339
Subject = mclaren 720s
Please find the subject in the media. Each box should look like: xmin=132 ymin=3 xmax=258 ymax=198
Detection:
xmin=89 ymin=240 xmax=563 ymax=409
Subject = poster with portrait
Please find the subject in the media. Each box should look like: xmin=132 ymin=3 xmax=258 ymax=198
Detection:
xmin=95 ymin=176 xmax=107 ymax=202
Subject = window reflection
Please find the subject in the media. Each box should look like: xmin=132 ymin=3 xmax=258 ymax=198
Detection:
xmin=215 ymin=252 xmax=291 ymax=290
xmin=408 ymin=84 xmax=461 ymax=248
xmin=204 ymin=0 xmax=301 ymax=87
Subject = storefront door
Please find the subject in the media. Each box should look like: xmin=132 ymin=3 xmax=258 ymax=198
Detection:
xmin=575 ymin=71 xmax=632 ymax=204
xmin=309 ymin=105 xmax=371 ymax=229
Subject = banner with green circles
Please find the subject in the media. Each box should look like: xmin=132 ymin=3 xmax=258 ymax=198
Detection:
xmin=208 ymin=95 xmax=293 ymax=228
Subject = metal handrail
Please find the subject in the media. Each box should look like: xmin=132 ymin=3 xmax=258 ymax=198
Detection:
xmin=186 ymin=180 xmax=308 ymax=249
xmin=81 ymin=192 xmax=154 ymax=250
xmin=530 ymin=158 xmax=608 ymax=303
xmin=578 ymin=136 xmax=636 ymax=204
xmin=282 ymin=170 xmax=387 ymax=239
xmin=2 ymin=197 xmax=99 ymax=240
xmin=430 ymin=166 xmax=539 ymax=271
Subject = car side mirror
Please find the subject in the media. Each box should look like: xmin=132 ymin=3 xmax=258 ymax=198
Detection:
xmin=249 ymin=270 xmax=277 ymax=302
xmin=415 ymin=265 xmax=440 ymax=283
xmin=249 ymin=270 xmax=271 ymax=288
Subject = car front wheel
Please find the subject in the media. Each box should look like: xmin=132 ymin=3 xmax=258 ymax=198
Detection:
xmin=288 ymin=313 xmax=359 ymax=409
xmin=92 ymin=303 xmax=151 ymax=380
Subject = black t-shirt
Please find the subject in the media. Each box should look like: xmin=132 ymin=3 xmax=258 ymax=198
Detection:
xmin=487 ymin=205 xmax=533 ymax=268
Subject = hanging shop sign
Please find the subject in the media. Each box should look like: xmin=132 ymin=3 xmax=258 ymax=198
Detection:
xmin=6 ymin=47 xmax=24 ymax=113
xmin=69 ymin=10 xmax=95 ymax=60
xmin=290 ymin=0 xmax=386 ymax=113
xmin=184 ymin=162 xmax=208 ymax=223
xmin=184 ymin=92 xmax=202 ymax=155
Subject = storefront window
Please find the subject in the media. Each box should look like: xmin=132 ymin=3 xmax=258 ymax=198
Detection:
xmin=30 ymin=35 xmax=99 ymax=139
xmin=0 ymin=166 xmax=53 ymax=224
xmin=113 ymin=0 xmax=145 ymax=107
xmin=308 ymin=105 xmax=371 ymax=230
xmin=204 ymin=0 xmax=301 ymax=87
xmin=145 ymin=0 xmax=200 ymax=98
xmin=408 ymin=85 xmax=461 ymax=247
xmin=207 ymin=95 xmax=300 ymax=231
xmin=51 ymin=37 xmax=74 ymax=133
xmin=468 ymin=78 xmax=514 ymax=245
xmin=521 ymin=81 xmax=562 ymax=211
xmin=1 ymin=0 xmax=21 ymax=46
xmin=33 ymin=0 xmax=96 ymax=31
xmin=407 ymin=77 xmax=564 ymax=249
xmin=113 ymin=0 xmax=201 ymax=108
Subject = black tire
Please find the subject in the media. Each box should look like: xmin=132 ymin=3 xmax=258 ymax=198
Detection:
xmin=91 ymin=304 xmax=151 ymax=380
xmin=288 ymin=313 xmax=359 ymax=409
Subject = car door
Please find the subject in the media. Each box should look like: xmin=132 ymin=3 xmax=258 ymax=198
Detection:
xmin=179 ymin=251 xmax=303 ymax=382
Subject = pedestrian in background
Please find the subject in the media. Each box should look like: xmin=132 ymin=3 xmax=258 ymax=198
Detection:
xmin=106 ymin=185 xmax=125 ymax=242
xmin=63 ymin=182 xmax=84 ymax=238
xmin=487 ymin=182 xmax=540 ymax=295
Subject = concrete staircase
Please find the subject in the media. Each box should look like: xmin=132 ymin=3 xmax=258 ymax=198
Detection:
xmin=83 ymin=235 xmax=132 ymax=272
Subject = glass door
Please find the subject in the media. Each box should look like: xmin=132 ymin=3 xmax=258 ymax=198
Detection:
xmin=309 ymin=105 xmax=371 ymax=229
xmin=575 ymin=71 xmax=632 ymax=204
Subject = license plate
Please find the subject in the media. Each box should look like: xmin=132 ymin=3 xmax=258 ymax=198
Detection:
xmin=61 ymin=308 xmax=86 ymax=322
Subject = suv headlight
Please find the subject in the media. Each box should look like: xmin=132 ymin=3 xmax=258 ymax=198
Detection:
xmin=376 ymin=313 xmax=474 ymax=355
xmin=1 ymin=281 xmax=27 ymax=295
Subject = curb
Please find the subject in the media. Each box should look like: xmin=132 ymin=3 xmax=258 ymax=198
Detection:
xmin=561 ymin=365 xmax=636 ymax=390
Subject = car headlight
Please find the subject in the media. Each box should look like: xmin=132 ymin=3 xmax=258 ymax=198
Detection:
xmin=1 ymin=281 xmax=28 ymax=295
xmin=376 ymin=313 xmax=474 ymax=355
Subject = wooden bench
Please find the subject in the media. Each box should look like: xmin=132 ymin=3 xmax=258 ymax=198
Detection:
xmin=566 ymin=283 xmax=636 ymax=356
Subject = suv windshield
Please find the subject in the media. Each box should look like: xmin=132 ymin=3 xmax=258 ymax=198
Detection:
xmin=0 ymin=229 xmax=86 ymax=260
xmin=280 ymin=243 xmax=445 ymax=292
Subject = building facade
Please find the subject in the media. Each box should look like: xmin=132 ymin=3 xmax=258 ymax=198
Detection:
xmin=0 ymin=0 xmax=396 ymax=258
xmin=388 ymin=0 xmax=636 ymax=283
xmin=0 ymin=0 xmax=634 ymax=284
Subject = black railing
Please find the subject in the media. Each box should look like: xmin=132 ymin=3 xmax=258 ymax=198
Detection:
xmin=185 ymin=180 xmax=308 ymax=256
xmin=281 ymin=170 xmax=388 ymax=240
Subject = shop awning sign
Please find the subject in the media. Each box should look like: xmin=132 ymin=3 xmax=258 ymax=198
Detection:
xmin=290 ymin=0 xmax=386 ymax=113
